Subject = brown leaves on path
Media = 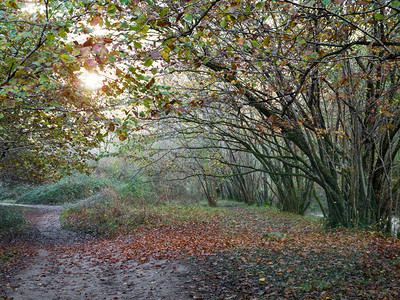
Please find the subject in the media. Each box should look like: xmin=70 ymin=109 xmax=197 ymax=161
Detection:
xmin=67 ymin=205 xmax=399 ymax=299
xmin=2 ymin=203 xmax=400 ymax=299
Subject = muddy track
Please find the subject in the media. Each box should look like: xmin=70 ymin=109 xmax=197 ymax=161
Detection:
xmin=0 ymin=204 xmax=191 ymax=300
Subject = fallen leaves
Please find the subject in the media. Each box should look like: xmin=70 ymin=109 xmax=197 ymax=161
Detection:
xmin=2 ymin=203 xmax=400 ymax=299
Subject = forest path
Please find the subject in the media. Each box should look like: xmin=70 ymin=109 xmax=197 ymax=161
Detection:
xmin=1 ymin=204 xmax=191 ymax=300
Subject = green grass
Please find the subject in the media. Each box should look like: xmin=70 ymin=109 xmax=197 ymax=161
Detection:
xmin=12 ymin=156 xmax=151 ymax=206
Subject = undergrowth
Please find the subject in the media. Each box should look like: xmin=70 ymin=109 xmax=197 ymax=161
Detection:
xmin=7 ymin=156 xmax=150 ymax=205
xmin=60 ymin=188 xmax=161 ymax=235
xmin=0 ymin=206 xmax=31 ymax=264
xmin=0 ymin=206 xmax=28 ymax=232
xmin=16 ymin=174 xmax=110 ymax=205
xmin=0 ymin=184 xmax=31 ymax=203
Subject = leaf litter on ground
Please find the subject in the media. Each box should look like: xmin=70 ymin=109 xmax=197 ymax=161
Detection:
xmin=2 ymin=202 xmax=399 ymax=299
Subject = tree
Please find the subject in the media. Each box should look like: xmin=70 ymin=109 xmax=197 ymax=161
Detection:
xmin=4 ymin=0 xmax=398 ymax=232
xmin=0 ymin=0 xmax=113 ymax=183
xmin=113 ymin=0 xmax=400 ymax=230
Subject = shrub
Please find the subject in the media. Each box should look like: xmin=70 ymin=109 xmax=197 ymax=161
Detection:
xmin=0 ymin=183 xmax=31 ymax=203
xmin=0 ymin=206 xmax=28 ymax=232
xmin=60 ymin=188 xmax=161 ymax=235
xmin=16 ymin=174 xmax=110 ymax=205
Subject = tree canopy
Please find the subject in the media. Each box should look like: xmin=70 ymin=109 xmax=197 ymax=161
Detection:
xmin=0 ymin=0 xmax=112 ymax=183
xmin=2 ymin=0 xmax=400 ymax=231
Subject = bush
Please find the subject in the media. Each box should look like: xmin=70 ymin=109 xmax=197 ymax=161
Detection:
xmin=16 ymin=173 xmax=110 ymax=205
xmin=8 ymin=156 xmax=151 ymax=206
xmin=0 ymin=183 xmax=31 ymax=203
xmin=0 ymin=206 xmax=28 ymax=231
xmin=60 ymin=188 xmax=161 ymax=235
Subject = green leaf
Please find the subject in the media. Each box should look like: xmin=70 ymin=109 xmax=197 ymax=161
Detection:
xmin=60 ymin=54 xmax=70 ymax=61
xmin=47 ymin=33 xmax=55 ymax=41
xmin=144 ymin=58 xmax=154 ymax=67
xmin=392 ymin=1 xmax=400 ymax=8
xmin=109 ymin=55 xmax=116 ymax=63
xmin=136 ymin=15 xmax=147 ymax=26
xmin=374 ymin=13 xmax=385 ymax=20
xmin=133 ymin=41 xmax=142 ymax=49
xmin=120 ymin=0 xmax=130 ymax=4
xmin=297 ymin=38 xmax=307 ymax=45
xmin=220 ymin=19 xmax=227 ymax=28
xmin=184 ymin=14 xmax=193 ymax=22
xmin=256 ymin=2 xmax=266 ymax=9
xmin=107 ymin=4 xmax=117 ymax=15
xmin=141 ymin=25 xmax=150 ymax=35
xmin=17 ymin=1 xmax=27 ymax=9
xmin=160 ymin=7 xmax=169 ymax=17
xmin=59 ymin=30 xmax=67 ymax=38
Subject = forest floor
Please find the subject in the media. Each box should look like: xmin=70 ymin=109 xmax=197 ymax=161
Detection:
xmin=1 ymin=203 xmax=399 ymax=299
xmin=0 ymin=204 xmax=190 ymax=299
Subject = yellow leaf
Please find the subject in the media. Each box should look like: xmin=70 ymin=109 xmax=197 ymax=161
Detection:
xmin=161 ymin=50 xmax=170 ymax=62
xmin=263 ymin=36 xmax=270 ymax=46
xmin=259 ymin=278 xmax=266 ymax=282
xmin=119 ymin=133 xmax=127 ymax=141
xmin=6 ymin=0 xmax=19 ymax=10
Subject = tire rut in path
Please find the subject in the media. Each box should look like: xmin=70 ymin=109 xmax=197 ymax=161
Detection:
xmin=1 ymin=204 xmax=191 ymax=300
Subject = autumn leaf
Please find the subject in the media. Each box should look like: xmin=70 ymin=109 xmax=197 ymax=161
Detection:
xmin=236 ymin=38 xmax=246 ymax=46
xmin=146 ymin=78 xmax=155 ymax=89
xmin=108 ymin=122 xmax=115 ymax=132
xmin=91 ymin=15 xmax=103 ymax=26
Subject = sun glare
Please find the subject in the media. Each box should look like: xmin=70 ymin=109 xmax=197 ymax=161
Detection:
xmin=81 ymin=72 xmax=103 ymax=90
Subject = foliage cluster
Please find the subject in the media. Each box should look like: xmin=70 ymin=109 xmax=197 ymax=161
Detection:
xmin=0 ymin=183 xmax=31 ymax=203
xmin=115 ymin=0 xmax=400 ymax=232
xmin=0 ymin=0 xmax=115 ymax=184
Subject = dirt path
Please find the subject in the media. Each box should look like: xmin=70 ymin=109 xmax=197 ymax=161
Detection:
xmin=1 ymin=204 xmax=191 ymax=300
